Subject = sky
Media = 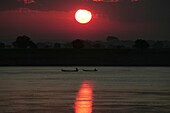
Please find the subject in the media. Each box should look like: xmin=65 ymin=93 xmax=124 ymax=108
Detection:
xmin=0 ymin=0 xmax=170 ymax=42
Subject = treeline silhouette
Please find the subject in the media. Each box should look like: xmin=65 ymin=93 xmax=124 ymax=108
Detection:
xmin=0 ymin=35 xmax=170 ymax=66
xmin=0 ymin=35 xmax=170 ymax=49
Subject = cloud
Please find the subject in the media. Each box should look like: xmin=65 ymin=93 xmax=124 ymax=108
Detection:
xmin=0 ymin=0 xmax=139 ymax=11
xmin=92 ymin=0 xmax=139 ymax=3
xmin=0 ymin=0 xmax=169 ymax=24
xmin=0 ymin=0 xmax=170 ymax=41
xmin=95 ymin=0 xmax=170 ymax=24
xmin=17 ymin=0 xmax=36 ymax=4
xmin=92 ymin=0 xmax=119 ymax=2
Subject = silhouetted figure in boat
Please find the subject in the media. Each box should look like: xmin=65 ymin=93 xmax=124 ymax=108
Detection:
xmin=76 ymin=68 xmax=78 ymax=71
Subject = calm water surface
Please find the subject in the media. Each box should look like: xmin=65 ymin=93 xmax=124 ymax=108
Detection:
xmin=0 ymin=67 xmax=170 ymax=113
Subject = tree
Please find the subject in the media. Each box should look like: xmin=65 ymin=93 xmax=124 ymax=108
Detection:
xmin=72 ymin=39 xmax=85 ymax=48
xmin=106 ymin=36 xmax=121 ymax=48
xmin=106 ymin=36 xmax=119 ymax=42
xmin=0 ymin=42 xmax=5 ymax=48
xmin=134 ymin=39 xmax=150 ymax=49
xmin=93 ymin=41 xmax=105 ymax=48
xmin=13 ymin=35 xmax=37 ymax=48
xmin=152 ymin=41 xmax=164 ymax=48
xmin=37 ymin=42 xmax=50 ymax=48
xmin=93 ymin=43 xmax=104 ymax=48
xmin=29 ymin=41 xmax=37 ymax=49
xmin=54 ymin=42 xmax=61 ymax=48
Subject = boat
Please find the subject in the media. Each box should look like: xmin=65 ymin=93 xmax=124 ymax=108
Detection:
xmin=82 ymin=69 xmax=98 ymax=71
xmin=61 ymin=68 xmax=78 ymax=72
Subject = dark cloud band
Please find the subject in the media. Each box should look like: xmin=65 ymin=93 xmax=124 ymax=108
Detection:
xmin=0 ymin=0 xmax=169 ymax=24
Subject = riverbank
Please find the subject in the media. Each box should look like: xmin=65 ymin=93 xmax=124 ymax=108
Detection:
xmin=0 ymin=48 xmax=170 ymax=66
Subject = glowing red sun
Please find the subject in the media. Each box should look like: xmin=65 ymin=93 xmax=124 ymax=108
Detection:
xmin=75 ymin=9 xmax=92 ymax=24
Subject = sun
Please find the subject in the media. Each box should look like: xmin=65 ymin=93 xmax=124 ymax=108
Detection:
xmin=75 ymin=9 xmax=92 ymax=24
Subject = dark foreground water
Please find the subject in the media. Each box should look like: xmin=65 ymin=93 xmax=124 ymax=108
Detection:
xmin=0 ymin=67 xmax=170 ymax=113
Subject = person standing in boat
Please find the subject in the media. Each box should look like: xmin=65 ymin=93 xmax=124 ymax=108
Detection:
xmin=76 ymin=68 xmax=79 ymax=72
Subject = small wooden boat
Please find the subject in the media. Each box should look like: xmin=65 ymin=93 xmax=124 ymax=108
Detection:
xmin=82 ymin=69 xmax=98 ymax=72
xmin=61 ymin=68 xmax=78 ymax=72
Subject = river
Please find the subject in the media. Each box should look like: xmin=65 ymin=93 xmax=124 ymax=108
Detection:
xmin=0 ymin=67 xmax=170 ymax=113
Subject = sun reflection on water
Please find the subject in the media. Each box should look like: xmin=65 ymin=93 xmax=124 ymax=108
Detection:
xmin=75 ymin=81 xmax=93 ymax=113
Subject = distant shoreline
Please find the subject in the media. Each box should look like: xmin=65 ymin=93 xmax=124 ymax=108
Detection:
xmin=0 ymin=48 xmax=170 ymax=66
